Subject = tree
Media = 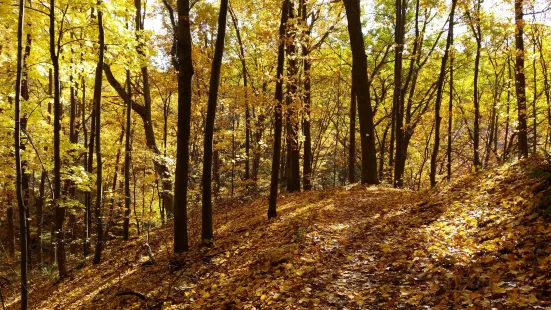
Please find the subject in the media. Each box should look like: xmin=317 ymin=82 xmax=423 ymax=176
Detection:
xmin=14 ymin=0 xmax=28 ymax=307
xmin=201 ymin=0 xmax=229 ymax=243
xmin=465 ymin=0 xmax=482 ymax=170
xmin=174 ymin=0 xmax=194 ymax=252
xmin=514 ymin=0 xmax=529 ymax=157
xmin=447 ymin=38 xmax=454 ymax=181
xmin=392 ymin=0 xmax=405 ymax=188
xmin=285 ymin=0 xmax=301 ymax=193
xmin=342 ymin=0 xmax=378 ymax=185
xmin=300 ymin=0 xmax=312 ymax=190
xmin=49 ymin=0 xmax=67 ymax=279
xmin=430 ymin=0 xmax=457 ymax=187
xmin=268 ymin=0 xmax=289 ymax=219
xmin=229 ymin=5 xmax=251 ymax=181
xmin=93 ymin=3 xmax=105 ymax=265
xmin=123 ymin=65 xmax=132 ymax=241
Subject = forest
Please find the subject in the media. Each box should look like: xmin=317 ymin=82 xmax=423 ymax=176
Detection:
xmin=1 ymin=0 xmax=551 ymax=308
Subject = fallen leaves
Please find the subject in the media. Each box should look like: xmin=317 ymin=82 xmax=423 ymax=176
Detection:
xmin=4 ymin=159 xmax=551 ymax=309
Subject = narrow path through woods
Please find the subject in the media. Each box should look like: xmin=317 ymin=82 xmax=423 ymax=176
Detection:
xmin=4 ymin=160 xmax=551 ymax=309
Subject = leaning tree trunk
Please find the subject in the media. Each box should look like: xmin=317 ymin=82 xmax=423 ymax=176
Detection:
xmin=229 ymin=6 xmax=250 ymax=181
xmin=430 ymin=0 xmax=456 ymax=187
xmin=343 ymin=0 xmax=378 ymax=184
xmin=135 ymin=0 xmax=174 ymax=215
xmin=201 ymin=0 xmax=228 ymax=243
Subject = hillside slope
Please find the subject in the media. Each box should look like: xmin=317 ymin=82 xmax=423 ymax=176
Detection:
xmin=3 ymin=159 xmax=551 ymax=309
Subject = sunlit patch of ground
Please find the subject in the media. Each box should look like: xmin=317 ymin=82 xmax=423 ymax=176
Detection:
xmin=3 ymin=159 xmax=551 ymax=309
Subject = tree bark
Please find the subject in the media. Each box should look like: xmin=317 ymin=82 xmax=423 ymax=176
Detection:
xmin=301 ymin=0 xmax=312 ymax=190
xmin=229 ymin=6 xmax=250 ymax=180
xmin=268 ymin=0 xmax=289 ymax=219
xmin=201 ymin=0 xmax=228 ymax=243
xmin=136 ymin=0 xmax=175 ymax=214
xmin=50 ymin=0 xmax=67 ymax=279
xmin=393 ymin=0 xmax=406 ymax=188
xmin=532 ymin=40 xmax=537 ymax=155
xmin=123 ymin=68 xmax=132 ymax=241
xmin=430 ymin=0 xmax=456 ymax=187
xmin=174 ymin=0 xmax=194 ymax=252
xmin=15 ymin=1 xmax=28 ymax=307
xmin=514 ymin=0 xmax=529 ymax=157
xmin=285 ymin=1 xmax=301 ymax=192
xmin=473 ymin=10 xmax=482 ymax=171
xmin=93 ymin=5 xmax=105 ymax=265
xmin=20 ymin=10 xmax=32 ymax=267
xmin=343 ymin=0 xmax=378 ymax=184
xmin=447 ymin=44 xmax=454 ymax=180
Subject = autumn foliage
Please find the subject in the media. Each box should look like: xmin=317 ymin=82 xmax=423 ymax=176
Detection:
xmin=0 ymin=158 xmax=549 ymax=308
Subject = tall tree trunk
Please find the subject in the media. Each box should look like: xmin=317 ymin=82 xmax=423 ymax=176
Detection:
xmin=302 ymin=56 xmax=313 ymax=190
xmin=473 ymin=39 xmax=481 ymax=170
xmin=343 ymin=0 xmax=378 ymax=184
xmin=532 ymin=42 xmax=537 ymax=155
xmin=93 ymin=5 xmax=105 ymax=265
xmin=82 ymin=76 xmax=91 ymax=256
xmin=21 ymin=12 xmax=32 ymax=267
xmin=447 ymin=47 xmax=454 ymax=180
xmin=123 ymin=68 xmax=132 ymax=241
xmin=514 ymin=0 xmax=529 ymax=157
xmin=301 ymin=0 xmax=313 ymax=190
xmin=174 ymin=0 xmax=194 ymax=252
xmin=430 ymin=0 xmax=456 ymax=187
xmin=469 ymin=0 xmax=482 ymax=170
xmin=50 ymin=0 xmax=67 ymax=279
xmin=348 ymin=83 xmax=356 ymax=183
xmin=285 ymin=1 xmax=301 ymax=192
xmin=268 ymin=0 xmax=289 ymax=219
xmin=15 ymin=1 xmax=28 ymax=307
xmin=393 ymin=0 xmax=405 ymax=188
xmin=85 ymin=89 xmax=96 ymax=258
xmin=201 ymin=0 xmax=228 ymax=243
xmin=229 ymin=6 xmax=250 ymax=180
xmin=133 ymin=0 xmax=174 ymax=214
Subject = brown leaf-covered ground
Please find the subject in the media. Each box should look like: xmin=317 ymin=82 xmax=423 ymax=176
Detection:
xmin=3 ymin=159 xmax=551 ymax=309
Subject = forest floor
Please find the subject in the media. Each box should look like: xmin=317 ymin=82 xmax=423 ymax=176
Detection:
xmin=3 ymin=159 xmax=551 ymax=309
